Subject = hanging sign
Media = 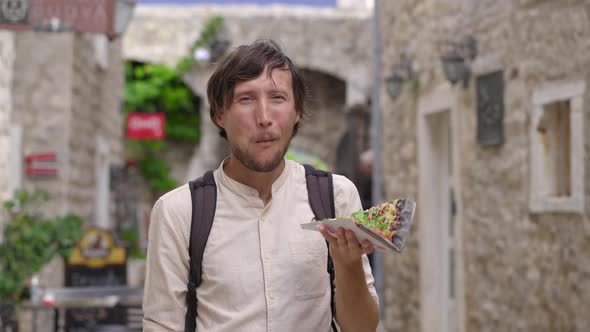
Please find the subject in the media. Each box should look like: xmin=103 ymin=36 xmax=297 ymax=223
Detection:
xmin=65 ymin=227 xmax=127 ymax=329
xmin=126 ymin=112 xmax=166 ymax=140
xmin=0 ymin=0 xmax=115 ymax=35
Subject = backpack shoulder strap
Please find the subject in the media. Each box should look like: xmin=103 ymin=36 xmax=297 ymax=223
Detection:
xmin=303 ymin=164 xmax=335 ymax=220
xmin=185 ymin=170 xmax=217 ymax=332
xmin=303 ymin=164 xmax=338 ymax=332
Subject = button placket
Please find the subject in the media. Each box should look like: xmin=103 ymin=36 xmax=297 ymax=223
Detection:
xmin=258 ymin=211 xmax=274 ymax=312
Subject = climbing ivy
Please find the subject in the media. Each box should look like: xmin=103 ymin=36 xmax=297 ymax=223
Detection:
xmin=124 ymin=61 xmax=201 ymax=194
xmin=124 ymin=15 xmax=225 ymax=195
xmin=0 ymin=190 xmax=83 ymax=304
xmin=176 ymin=15 xmax=224 ymax=74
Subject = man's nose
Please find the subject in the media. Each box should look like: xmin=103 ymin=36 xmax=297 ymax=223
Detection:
xmin=256 ymin=100 xmax=272 ymax=127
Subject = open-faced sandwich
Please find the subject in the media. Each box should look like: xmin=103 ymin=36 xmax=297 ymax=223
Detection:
xmin=350 ymin=198 xmax=415 ymax=252
xmin=301 ymin=198 xmax=416 ymax=252
xmin=352 ymin=200 xmax=404 ymax=241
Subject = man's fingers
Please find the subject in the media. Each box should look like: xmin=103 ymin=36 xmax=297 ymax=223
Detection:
xmin=361 ymin=240 xmax=375 ymax=254
xmin=344 ymin=230 xmax=362 ymax=251
xmin=335 ymin=228 xmax=347 ymax=247
xmin=319 ymin=225 xmax=338 ymax=243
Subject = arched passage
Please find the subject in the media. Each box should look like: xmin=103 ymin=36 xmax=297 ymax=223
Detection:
xmin=290 ymin=68 xmax=347 ymax=171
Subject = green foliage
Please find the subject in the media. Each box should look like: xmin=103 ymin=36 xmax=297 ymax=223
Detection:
xmin=123 ymin=15 xmax=224 ymax=196
xmin=285 ymin=149 xmax=328 ymax=171
xmin=139 ymin=154 xmax=177 ymax=193
xmin=0 ymin=190 xmax=83 ymax=304
xmin=119 ymin=227 xmax=145 ymax=260
xmin=124 ymin=61 xmax=200 ymax=194
xmin=176 ymin=15 xmax=224 ymax=74
xmin=124 ymin=62 xmax=201 ymax=143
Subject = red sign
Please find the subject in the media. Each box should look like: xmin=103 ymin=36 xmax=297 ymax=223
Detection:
xmin=0 ymin=0 xmax=116 ymax=36
xmin=25 ymin=152 xmax=58 ymax=177
xmin=126 ymin=113 xmax=166 ymax=140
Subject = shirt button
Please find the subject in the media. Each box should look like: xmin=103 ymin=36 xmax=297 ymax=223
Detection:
xmin=269 ymin=293 xmax=275 ymax=300
xmin=264 ymin=253 xmax=271 ymax=260
xmin=260 ymin=218 xmax=264 ymax=223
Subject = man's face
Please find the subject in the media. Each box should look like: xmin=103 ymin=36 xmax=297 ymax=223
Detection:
xmin=217 ymin=68 xmax=300 ymax=172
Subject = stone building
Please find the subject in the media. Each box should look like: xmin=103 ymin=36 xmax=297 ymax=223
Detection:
xmin=0 ymin=31 xmax=16 ymax=206
xmin=0 ymin=28 xmax=127 ymax=330
xmin=0 ymin=31 xmax=125 ymax=228
xmin=377 ymin=0 xmax=590 ymax=331
xmin=122 ymin=0 xmax=374 ymax=181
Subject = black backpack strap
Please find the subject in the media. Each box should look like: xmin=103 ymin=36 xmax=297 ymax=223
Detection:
xmin=185 ymin=170 xmax=217 ymax=332
xmin=303 ymin=164 xmax=338 ymax=332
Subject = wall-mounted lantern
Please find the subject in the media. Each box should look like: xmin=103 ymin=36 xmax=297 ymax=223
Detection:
xmin=440 ymin=35 xmax=477 ymax=87
xmin=21 ymin=0 xmax=137 ymax=39
xmin=385 ymin=54 xmax=413 ymax=100
xmin=193 ymin=37 xmax=231 ymax=64
xmin=113 ymin=0 xmax=137 ymax=38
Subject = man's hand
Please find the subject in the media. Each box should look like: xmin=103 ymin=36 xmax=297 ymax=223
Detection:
xmin=319 ymin=226 xmax=375 ymax=268
xmin=319 ymin=225 xmax=379 ymax=332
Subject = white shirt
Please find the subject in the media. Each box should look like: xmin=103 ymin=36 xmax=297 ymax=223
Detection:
xmin=143 ymin=160 xmax=378 ymax=332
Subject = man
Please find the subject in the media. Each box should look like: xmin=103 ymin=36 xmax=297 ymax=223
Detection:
xmin=143 ymin=40 xmax=379 ymax=332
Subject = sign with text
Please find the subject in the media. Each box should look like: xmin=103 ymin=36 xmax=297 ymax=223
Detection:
xmin=0 ymin=0 xmax=115 ymax=35
xmin=126 ymin=112 xmax=166 ymax=140
xmin=66 ymin=227 xmax=127 ymax=330
xmin=25 ymin=152 xmax=58 ymax=177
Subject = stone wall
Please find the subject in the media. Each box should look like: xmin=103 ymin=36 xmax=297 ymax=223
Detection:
xmin=8 ymin=32 xmax=125 ymax=332
xmin=124 ymin=5 xmax=372 ymax=103
xmin=10 ymin=32 xmax=125 ymax=224
xmin=12 ymin=32 xmax=74 ymax=217
xmin=378 ymin=0 xmax=590 ymax=331
xmin=67 ymin=34 xmax=125 ymax=223
xmin=123 ymin=4 xmax=373 ymax=179
xmin=0 ymin=31 xmax=15 ymax=204
xmin=291 ymin=69 xmax=347 ymax=170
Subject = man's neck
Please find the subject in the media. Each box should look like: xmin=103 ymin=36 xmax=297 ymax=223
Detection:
xmin=223 ymin=156 xmax=285 ymax=205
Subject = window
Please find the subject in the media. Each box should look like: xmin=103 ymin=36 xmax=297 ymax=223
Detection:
xmin=530 ymin=81 xmax=585 ymax=213
xmin=537 ymin=100 xmax=571 ymax=197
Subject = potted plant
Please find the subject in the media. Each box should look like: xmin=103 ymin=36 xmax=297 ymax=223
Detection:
xmin=0 ymin=190 xmax=82 ymax=331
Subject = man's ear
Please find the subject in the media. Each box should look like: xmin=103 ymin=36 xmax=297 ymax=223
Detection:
xmin=216 ymin=111 xmax=225 ymax=129
xmin=295 ymin=111 xmax=301 ymax=123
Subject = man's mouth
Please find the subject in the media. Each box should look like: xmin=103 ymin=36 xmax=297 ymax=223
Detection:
xmin=255 ymin=136 xmax=278 ymax=144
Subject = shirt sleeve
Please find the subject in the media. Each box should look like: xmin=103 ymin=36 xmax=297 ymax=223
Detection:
xmin=332 ymin=174 xmax=380 ymax=308
xmin=143 ymin=192 xmax=193 ymax=332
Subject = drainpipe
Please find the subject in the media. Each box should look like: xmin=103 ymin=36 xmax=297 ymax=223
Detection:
xmin=370 ymin=0 xmax=385 ymax=313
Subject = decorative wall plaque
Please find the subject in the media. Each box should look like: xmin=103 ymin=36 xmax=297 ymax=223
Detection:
xmin=476 ymin=71 xmax=504 ymax=146
xmin=0 ymin=0 xmax=29 ymax=24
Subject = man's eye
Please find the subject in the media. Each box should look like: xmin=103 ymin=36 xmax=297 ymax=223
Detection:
xmin=238 ymin=97 xmax=254 ymax=103
xmin=272 ymin=95 xmax=286 ymax=100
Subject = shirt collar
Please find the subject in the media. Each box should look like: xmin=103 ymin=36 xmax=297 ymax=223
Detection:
xmin=217 ymin=158 xmax=292 ymax=199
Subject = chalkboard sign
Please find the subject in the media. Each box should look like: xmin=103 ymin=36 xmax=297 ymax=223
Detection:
xmin=476 ymin=71 xmax=504 ymax=146
xmin=65 ymin=227 xmax=127 ymax=331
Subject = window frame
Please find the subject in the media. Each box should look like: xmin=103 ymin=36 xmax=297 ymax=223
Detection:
xmin=530 ymin=80 xmax=586 ymax=213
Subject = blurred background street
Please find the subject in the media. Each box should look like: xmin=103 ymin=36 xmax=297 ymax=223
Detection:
xmin=1 ymin=0 xmax=589 ymax=331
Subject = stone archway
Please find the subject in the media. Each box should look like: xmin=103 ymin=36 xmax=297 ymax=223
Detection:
xmin=290 ymin=68 xmax=347 ymax=171
xmin=123 ymin=5 xmax=373 ymax=180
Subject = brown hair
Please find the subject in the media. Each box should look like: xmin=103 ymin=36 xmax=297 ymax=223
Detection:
xmin=207 ymin=39 xmax=308 ymax=139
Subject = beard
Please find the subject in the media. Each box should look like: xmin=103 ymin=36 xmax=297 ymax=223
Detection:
xmin=231 ymin=139 xmax=290 ymax=173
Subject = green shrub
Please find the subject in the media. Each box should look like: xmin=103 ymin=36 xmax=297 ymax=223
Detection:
xmin=0 ymin=190 xmax=83 ymax=305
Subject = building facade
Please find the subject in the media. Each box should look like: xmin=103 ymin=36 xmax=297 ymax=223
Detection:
xmin=378 ymin=0 xmax=590 ymax=331
xmin=123 ymin=0 xmax=374 ymax=180
xmin=3 ymin=32 xmax=125 ymax=226
xmin=0 ymin=31 xmax=126 ymax=331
